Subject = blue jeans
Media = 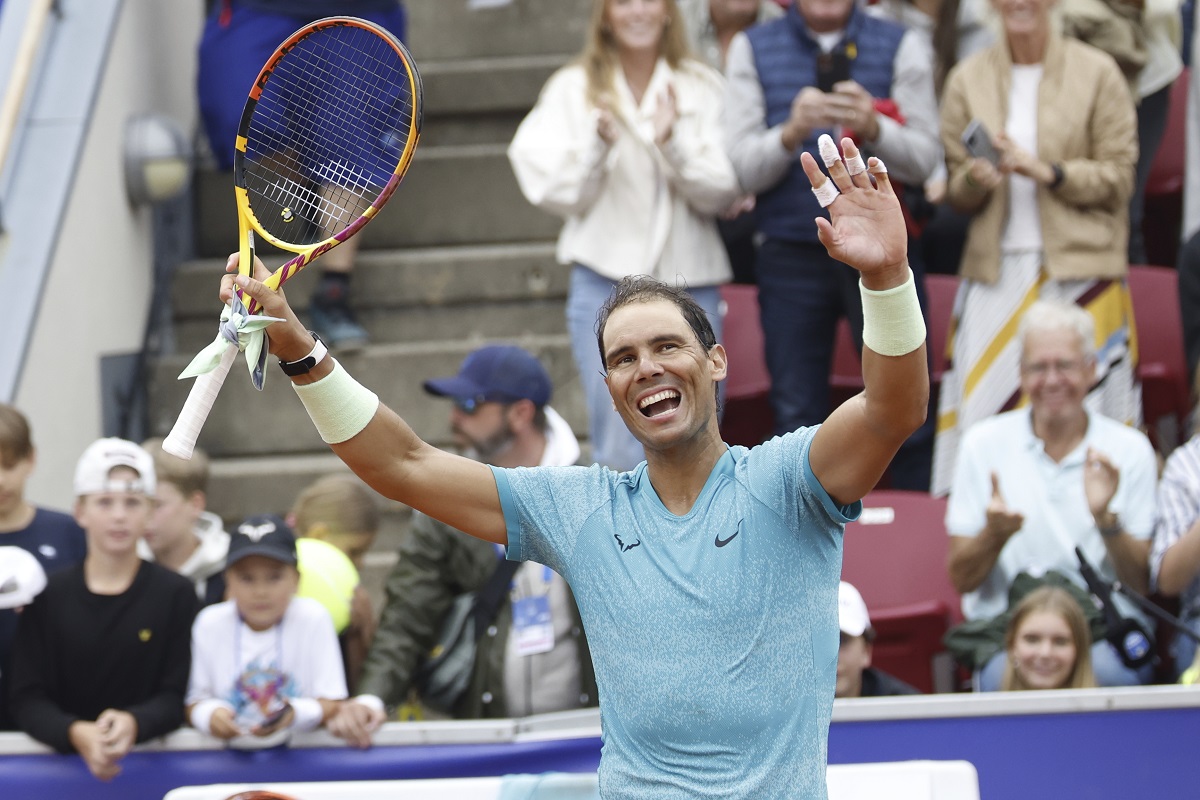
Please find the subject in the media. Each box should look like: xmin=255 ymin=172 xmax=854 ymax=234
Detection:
xmin=976 ymin=641 xmax=1155 ymax=690
xmin=756 ymin=238 xmax=934 ymax=489
xmin=565 ymin=265 xmax=723 ymax=471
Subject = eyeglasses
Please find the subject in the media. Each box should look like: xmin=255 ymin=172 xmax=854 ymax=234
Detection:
xmin=1021 ymin=358 xmax=1088 ymax=377
xmin=452 ymin=395 xmax=517 ymax=415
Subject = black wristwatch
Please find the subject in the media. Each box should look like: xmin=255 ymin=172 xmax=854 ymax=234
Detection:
xmin=1049 ymin=163 xmax=1065 ymax=189
xmin=278 ymin=331 xmax=328 ymax=376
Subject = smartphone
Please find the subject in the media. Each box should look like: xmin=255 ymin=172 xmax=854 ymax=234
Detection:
xmin=961 ymin=119 xmax=1000 ymax=166
xmin=816 ymin=50 xmax=852 ymax=93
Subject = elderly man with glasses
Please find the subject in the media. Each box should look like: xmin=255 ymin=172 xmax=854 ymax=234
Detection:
xmin=342 ymin=345 xmax=595 ymax=739
xmin=944 ymin=300 xmax=1158 ymax=690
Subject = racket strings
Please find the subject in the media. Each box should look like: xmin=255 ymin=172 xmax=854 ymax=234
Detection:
xmin=242 ymin=23 xmax=416 ymax=246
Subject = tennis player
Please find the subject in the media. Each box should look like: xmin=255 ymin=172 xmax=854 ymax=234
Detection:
xmin=224 ymin=136 xmax=928 ymax=798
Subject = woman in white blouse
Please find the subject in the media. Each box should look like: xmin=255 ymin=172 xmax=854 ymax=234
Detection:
xmin=508 ymin=0 xmax=740 ymax=471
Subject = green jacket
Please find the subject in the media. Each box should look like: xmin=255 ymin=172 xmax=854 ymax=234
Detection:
xmin=358 ymin=510 xmax=597 ymax=719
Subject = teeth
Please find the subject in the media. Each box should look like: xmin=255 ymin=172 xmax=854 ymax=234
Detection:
xmin=639 ymin=389 xmax=679 ymax=409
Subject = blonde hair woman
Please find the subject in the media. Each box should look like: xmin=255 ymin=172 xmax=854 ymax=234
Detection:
xmin=509 ymin=0 xmax=740 ymax=472
xmin=1001 ymin=586 xmax=1097 ymax=691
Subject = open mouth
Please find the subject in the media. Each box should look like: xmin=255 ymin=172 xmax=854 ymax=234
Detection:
xmin=639 ymin=389 xmax=681 ymax=418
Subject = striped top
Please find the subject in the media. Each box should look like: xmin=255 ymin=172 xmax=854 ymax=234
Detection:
xmin=1151 ymin=435 xmax=1200 ymax=618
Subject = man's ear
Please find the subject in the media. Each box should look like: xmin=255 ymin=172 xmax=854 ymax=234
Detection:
xmin=709 ymin=343 xmax=728 ymax=382
xmin=506 ymin=398 xmax=537 ymax=432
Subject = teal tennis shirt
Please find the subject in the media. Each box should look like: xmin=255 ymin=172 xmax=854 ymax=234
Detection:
xmin=491 ymin=426 xmax=861 ymax=799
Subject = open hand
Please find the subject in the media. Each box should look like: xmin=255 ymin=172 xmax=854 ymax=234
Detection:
xmin=800 ymin=135 xmax=908 ymax=285
xmin=652 ymin=84 xmax=678 ymax=146
xmin=1084 ymin=447 xmax=1120 ymax=519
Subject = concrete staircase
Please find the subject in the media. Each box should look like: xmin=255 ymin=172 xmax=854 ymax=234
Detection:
xmin=146 ymin=0 xmax=593 ymax=592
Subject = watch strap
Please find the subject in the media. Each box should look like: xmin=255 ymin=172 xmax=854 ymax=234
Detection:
xmin=278 ymin=332 xmax=328 ymax=376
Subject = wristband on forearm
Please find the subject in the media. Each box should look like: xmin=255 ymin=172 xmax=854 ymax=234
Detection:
xmin=292 ymin=359 xmax=379 ymax=444
xmin=860 ymin=268 xmax=926 ymax=357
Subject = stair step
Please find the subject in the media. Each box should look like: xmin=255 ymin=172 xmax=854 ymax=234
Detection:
xmin=193 ymin=146 xmax=559 ymax=258
xmin=406 ymin=0 xmax=590 ymax=61
xmin=147 ymin=334 xmax=585 ymax=458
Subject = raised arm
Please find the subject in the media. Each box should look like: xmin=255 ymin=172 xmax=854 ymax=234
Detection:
xmin=223 ymin=259 xmax=508 ymax=545
xmin=804 ymin=136 xmax=930 ymax=506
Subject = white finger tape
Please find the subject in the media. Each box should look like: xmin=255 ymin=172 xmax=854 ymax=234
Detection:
xmin=812 ymin=179 xmax=840 ymax=208
xmin=818 ymin=133 xmax=840 ymax=167
xmin=868 ymin=157 xmax=888 ymax=175
xmin=845 ymin=154 xmax=867 ymax=175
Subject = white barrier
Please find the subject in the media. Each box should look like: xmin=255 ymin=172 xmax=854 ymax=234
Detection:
xmin=162 ymin=761 xmax=979 ymax=800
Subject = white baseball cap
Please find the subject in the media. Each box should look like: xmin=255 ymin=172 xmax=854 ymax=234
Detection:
xmin=0 ymin=547 xmax=47 ymax=610
xmin=73 ymin=437 xmax=156 ymax=497
xmin=838 ymin=581 xmax=872 ymax=637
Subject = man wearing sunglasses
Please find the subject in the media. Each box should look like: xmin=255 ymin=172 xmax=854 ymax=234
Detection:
xmin=347 ymin=345 xmax=595 ymax=739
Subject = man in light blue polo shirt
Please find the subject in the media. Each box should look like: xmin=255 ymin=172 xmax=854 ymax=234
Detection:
xmin=946 ymin=300 xmax=1158 ymax=690
xmin=223 ymin=137 xmax=930 ymax=799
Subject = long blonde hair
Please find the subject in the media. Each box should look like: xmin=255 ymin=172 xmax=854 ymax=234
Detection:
xmin=579 ymin=0 xmax=694 ymax=109
xmin=1001 ymin=586 xmax=1097 ymax=691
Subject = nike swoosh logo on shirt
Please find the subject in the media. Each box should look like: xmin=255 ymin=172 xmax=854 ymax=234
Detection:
xmin=715 ymin=521 xmax=742 ymax=548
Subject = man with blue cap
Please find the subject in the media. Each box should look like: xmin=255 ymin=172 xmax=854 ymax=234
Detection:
xmin=336 ymin=345 xmax=595 ymax=745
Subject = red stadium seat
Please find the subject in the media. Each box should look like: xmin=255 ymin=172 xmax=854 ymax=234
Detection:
xmin=719 ymin=284 xmax=774 ymax=446
xmin=842 ymin=490 xmax=962 ymax=692
xmin=1128 ymin=264 xmax=1190 ymax=453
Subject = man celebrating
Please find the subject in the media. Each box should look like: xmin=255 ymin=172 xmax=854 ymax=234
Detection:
xmin=220 ymin=136 xmax=927 ymax=798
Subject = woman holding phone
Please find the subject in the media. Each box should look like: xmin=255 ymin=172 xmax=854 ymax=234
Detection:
xmin=930 ymin=0 xmax=1139 ymax=495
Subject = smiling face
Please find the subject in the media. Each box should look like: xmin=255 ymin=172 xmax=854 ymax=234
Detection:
xmin=602 ymin=299 xmax=727 ymax=454
xmin=605 ymin=0 xmax=670 ymax=56
xmin=991 ymin=0 xmax=1056 ymax=40
xmin=1019 ymin=326 xmax=1094 ymax=429
xmin=226 ymin=555 xmax=300 ymax=632
xmin=1010 ymin=609 xmax=1078 ymax=690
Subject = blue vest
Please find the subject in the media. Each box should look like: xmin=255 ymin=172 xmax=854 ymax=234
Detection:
xmin=746 ymin=7 xmax=905 ymax=243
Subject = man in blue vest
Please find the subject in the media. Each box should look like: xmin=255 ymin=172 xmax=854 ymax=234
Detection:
xmin=722 ymin=0 xmax=939 ymax=487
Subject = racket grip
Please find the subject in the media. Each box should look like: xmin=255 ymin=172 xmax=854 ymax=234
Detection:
xmin=162 ymin=343 xmax=239 ymax=460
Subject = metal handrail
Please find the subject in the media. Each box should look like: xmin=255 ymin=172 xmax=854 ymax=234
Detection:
xmin=0 ymin=0 xmax=56 ymax=188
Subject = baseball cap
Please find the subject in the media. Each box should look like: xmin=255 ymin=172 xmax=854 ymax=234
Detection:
xmin=423 ymin=345 xmax=552 ymax=408
xmin=838 ymin=581 xmax=872 ymax=637
xmin=0 ymin=547 xmax=48 ymax=610
xmin=73 ymin=437 xmax=156 ymax=497
xmin=227 ymin=514 xmax=298 ymax=568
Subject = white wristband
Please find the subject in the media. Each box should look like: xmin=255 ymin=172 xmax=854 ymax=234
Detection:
xmin=292 ymin=359 xmax=380 ymax=444
xmin=860 ymin=268 xmax=926 ymax=357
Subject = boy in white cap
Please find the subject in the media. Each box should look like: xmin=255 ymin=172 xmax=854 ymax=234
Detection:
xmin=7 ymin=438 xmax=199 ymax=781
xmin=836 ymin=581 xmax=921 ymax=699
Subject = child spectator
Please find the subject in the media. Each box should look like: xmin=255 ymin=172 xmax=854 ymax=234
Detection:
xmin=1000 ymin=586 xmax=1097 ymax=691
xmin=186 ymin=514 xmax=371 ymax=748
xmin=836 ymin=581 xmax=921 ymax=698
xmin=0 ymin=404 xmax=87 ymax=729
xmin=7 ymin=438 xmax=198 ymax=781
xmin=140 ymin=438 xmax=230 ymax=607
xmin=289 ymin=474 xmax=380 ymax=691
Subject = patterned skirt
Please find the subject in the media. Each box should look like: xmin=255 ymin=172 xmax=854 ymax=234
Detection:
xmin=930 ymin=251 xmax=1142 ymax=496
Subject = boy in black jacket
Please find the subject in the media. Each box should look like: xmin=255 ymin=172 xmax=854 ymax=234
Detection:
xmin=8 ymin=438 xmax=198 ymax=780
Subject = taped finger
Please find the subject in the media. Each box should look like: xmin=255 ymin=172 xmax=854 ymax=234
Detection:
xmin=868 ymin=157 xmax=888 ymax=175
xmin=845 ymin=154 xmax=867 ymax=175
xmin=812 ymin=178 xmax=840 ymax=208
xmin=818 ymin=134 xmax=841 ymax=168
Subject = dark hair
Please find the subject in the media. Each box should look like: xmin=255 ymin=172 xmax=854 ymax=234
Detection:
xmin=594 ymin=276 xmax=718 ymax=369
xmin=0 ymin=404 xmax=33 ymax=467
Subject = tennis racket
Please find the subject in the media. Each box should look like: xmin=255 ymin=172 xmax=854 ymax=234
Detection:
xmin=163 ymin=16 xmax=422 ymax=459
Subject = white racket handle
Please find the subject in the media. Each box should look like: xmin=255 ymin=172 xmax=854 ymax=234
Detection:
xmin=162 ymin=343 xmax=239 ymax=460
